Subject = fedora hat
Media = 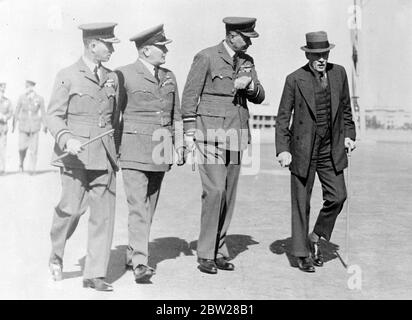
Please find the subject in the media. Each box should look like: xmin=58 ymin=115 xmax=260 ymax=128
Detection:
xmin=301 ymin=31 xmax=335 ymax=53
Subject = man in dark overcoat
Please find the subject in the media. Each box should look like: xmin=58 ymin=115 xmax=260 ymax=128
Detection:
xmin=276 ymin=31 xmax=356 ymax=272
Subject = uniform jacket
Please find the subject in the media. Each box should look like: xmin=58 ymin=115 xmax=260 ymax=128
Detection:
xmin=181 ymin=41 xmax=265 ymax=151
xmin=46 ymin=58 xmax=119 ymax=171
xmin=14 ymin=92 xmax=45 ymax=133
xmin=275 ymin=63 xmax=356 ymax=178
xmin=116 ymin=59 xmax=182 ymax=171
xmin=0 ymin=97 xmax=13 ymax=134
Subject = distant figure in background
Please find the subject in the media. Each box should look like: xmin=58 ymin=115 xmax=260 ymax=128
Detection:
xmin=13 ymin=80 xmax=46 ymax=173
xmin=116 ymin=24 xmax=184 ymax=284
xmin=275 ymin=31 xmax=356 ymax=273
xmin=0 ymin=83 xmax=13 ymax=175
xmin=46 ymin=23 xmax=120 ymax=291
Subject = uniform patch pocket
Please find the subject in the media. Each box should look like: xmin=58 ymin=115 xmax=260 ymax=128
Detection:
xmin=196 ymin=106 xmax=225 ymax=132
xmin=69 ymin=86 xmax=96 ymax=98
xmin=211 ymin=68 xmax=233 ymax=80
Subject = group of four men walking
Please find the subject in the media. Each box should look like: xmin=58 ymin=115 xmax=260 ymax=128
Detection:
xmin=46 ymin=17 xmax=355 ymax=291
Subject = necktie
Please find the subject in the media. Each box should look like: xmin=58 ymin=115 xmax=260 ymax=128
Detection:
xmin=93 ymin=64 xmax=100 ymax=82
xmin=154 ymin=67 xmax=160 ymax=83
xmin=320 ymin=73 xmax=328 ymax=89
xmin=316 ymin=72 xmax=328 ymax=89
xmin=233 ymin=53 xmax=239 ymax=71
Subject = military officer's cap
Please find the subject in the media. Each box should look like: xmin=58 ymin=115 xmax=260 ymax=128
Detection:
xmin=78 ymin=22 xmax=120 ymax=43
xmin=26 ymin=80 xmax=36 ymax=86
xmin=223 ymin=17 xmax=259 ymax=38
xmin=129 ymin=24 xmax=172 ymax=48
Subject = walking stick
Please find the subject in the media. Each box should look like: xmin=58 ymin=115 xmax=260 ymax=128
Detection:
xmin=51 ymin=129 xmax=114 ymax=164
xmin=344 ymin=147 xmax=352 ymax=265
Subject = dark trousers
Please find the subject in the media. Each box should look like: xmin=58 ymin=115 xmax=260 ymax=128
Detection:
xmin=291 ymin=129 xmax=347 ymax=257
xmin=50 ymin=167 xmax=116 ymax=279
xmin=197 ymin=143 xmax=242 ymax=260
xmin=122 ymin=169 xmax=165 ymax=268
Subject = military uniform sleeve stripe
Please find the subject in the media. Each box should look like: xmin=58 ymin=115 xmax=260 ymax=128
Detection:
xmin=183 ymin=116 xmax=196 ymax=122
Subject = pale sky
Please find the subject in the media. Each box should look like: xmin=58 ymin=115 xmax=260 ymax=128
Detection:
xmin=0 ymin=0 xmax=411 ymax=112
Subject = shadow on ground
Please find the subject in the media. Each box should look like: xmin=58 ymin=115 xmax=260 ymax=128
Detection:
xmin=270 ymin=237 xmax=340 ymax=267
xmin=68 ymin=235 xmax=259 ymax=283
xmin=190 ymin=234 xmax=259 ymax=260
xmin=148 ymin=237 xmax=194 ymax=268
xmin=75 ymin=245 xmax=128 ymax=283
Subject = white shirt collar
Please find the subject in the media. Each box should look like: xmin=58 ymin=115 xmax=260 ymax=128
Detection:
xmin=138 ymin=58 xmax=156 ymax=77
xmin=223 ymin=40 xmax=236 ymax=58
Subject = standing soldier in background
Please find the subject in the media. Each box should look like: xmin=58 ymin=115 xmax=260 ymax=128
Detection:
xmin=46 ymin=23 xmax=120 ymax=291
xmin=276 ymin=31 xmax=356 ymax=273
xmin=12 ymin=80 xmax=46 ymax=174
xmin=116 ymin=24 xmax=184 ymax=284
xmin=0 ymin=83 xmax=13 ymax=175
xmin=181 ymin=17 xmax=265 ymax=274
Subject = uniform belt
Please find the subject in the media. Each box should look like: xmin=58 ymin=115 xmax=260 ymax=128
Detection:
xmin=200 ymin=94 xmax=236 ymax=107
xmin=67 ymin=114 xmax=112 ymax=128
xmin=123 ymin=112 xmax=172 ymax=126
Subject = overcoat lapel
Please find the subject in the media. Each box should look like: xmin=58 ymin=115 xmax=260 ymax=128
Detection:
xmin=327 ymin=64 xmax=341 ymax=124
xmin=296 ymin=67 xmax=316 ymax=117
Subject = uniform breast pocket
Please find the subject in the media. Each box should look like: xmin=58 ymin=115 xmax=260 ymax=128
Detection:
xmin=68 ymin=86 xmax=97 ymax=111
xmin=211 ymin=68 xmax=234 ymax=93
xmin=129 ymin=84 xmax=155 ymax=102
xmin=69 ymin=86 xmax=96 ymax=99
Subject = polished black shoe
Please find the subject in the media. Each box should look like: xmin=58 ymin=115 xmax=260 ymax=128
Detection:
xmin=83 ymin=278 xmax=113 ymax=291
xmin=309 ymin=241 xmax=324 ymax=267
xmin=197 ymin=258 xmax=218 ymax=274
xmin=49 ymin=262 xmax=63 ymax=281
xmin=134 ymin=265 xmax=155 ymax=283
xmin=215 ymin=257 xmax=235 ymax=271
xmin=297 ymin=257 xmax=315 ymax=273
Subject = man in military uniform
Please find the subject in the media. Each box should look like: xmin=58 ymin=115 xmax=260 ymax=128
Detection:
xmin=181 ymin=17 xmax=265 ymax=274
xmin=46 ymin=23 xmax=120 ymax=291
xmin=116 ymin=24 xmax=184 ymax=283
xmin=0 ymin=83 xmax=13 ymax=175
xmin=276 ymin=31 xmax=356 ymax=272
xmin=13 ymin=80 xmax=46 ymax=173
